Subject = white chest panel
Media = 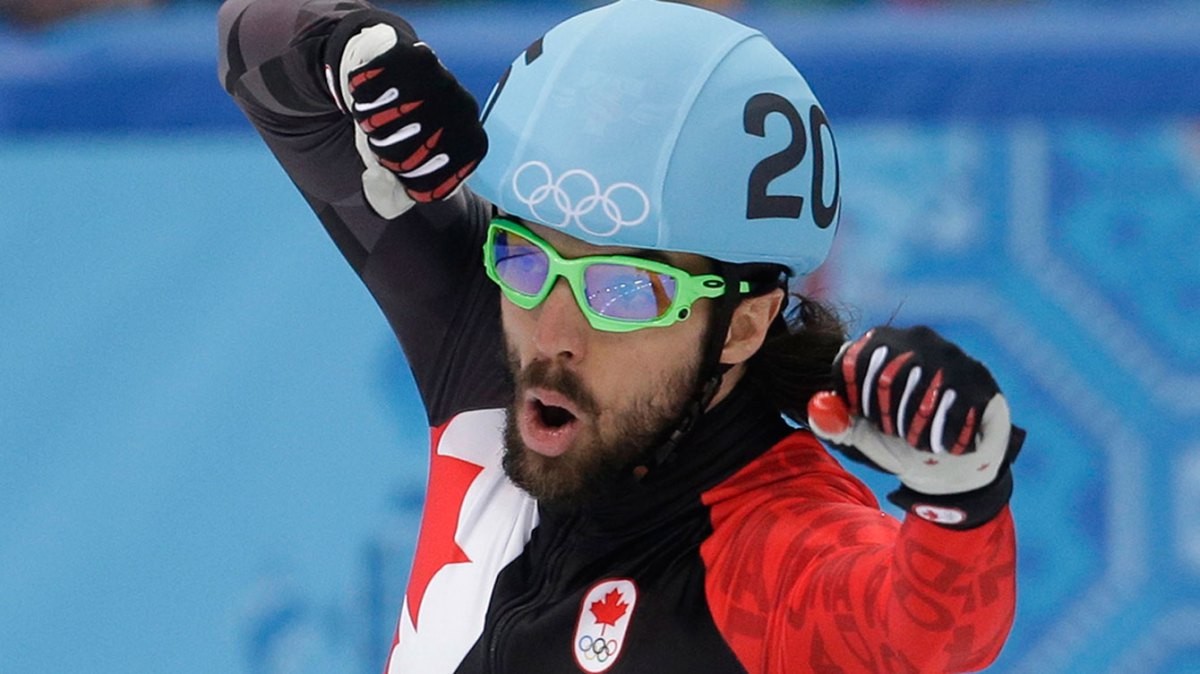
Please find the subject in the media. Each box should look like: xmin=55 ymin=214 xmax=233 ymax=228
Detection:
xmin=386 ymin=408 xmax=539 ymax=674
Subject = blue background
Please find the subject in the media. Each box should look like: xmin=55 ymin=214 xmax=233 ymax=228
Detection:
xmin=1 ymin=2 xmax=1198 ymax=672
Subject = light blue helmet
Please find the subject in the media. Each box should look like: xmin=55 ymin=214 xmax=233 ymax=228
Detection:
xmin=470 ymin=0 xmax=840 ymax=276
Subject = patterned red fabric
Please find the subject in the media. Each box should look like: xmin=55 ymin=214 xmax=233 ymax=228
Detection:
xmin=701 ymin=432 xmax=1016 ymax=674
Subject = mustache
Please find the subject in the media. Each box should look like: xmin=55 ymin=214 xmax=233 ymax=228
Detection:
xmin=512 ymin=357 xmax=600 ymax=417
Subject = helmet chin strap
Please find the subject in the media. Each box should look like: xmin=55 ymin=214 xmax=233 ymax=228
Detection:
xmin=643 ymin=263 xmax=765 ymax=470
xmin=645 ymin=363 xmax=731 ymax=470
xmin=640 ymin=263 xmax=792 ymax=471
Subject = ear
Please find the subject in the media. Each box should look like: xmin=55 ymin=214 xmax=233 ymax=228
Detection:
xmin=720 ymin=288 xmax=785 ymax=366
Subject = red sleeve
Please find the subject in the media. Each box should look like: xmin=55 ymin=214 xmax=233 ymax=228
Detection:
xmin=701 ymin=433 xmax=1016 ymax=674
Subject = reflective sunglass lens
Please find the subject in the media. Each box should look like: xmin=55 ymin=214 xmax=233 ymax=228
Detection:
xmin=494 ymin=230 xmax=550 ymax=296
xmin=584 ymin=264 xmax=677 ymax=321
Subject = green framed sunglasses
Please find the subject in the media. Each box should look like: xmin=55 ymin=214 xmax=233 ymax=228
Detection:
xmin=482 ymin=217 xmax=749 ymax=333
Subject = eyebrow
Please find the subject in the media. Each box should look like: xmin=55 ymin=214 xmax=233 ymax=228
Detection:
xmin=624 ymin=249 xmax=674 ymax=265
xmin=570 ymin=242 xmax=679 ymax=267
xmin=504 ymin=213 xmax=679 ymax=266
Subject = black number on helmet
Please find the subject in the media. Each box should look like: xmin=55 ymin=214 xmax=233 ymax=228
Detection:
xmin=743 ymin=93 xmax=806 ymax=220
xmin=809 ymin=104 xmax=840 ymax=229
xmin=481 ymin=36 xmax=545 ymax=125
xmin=480 ymin=65 xmax=510 ymax=125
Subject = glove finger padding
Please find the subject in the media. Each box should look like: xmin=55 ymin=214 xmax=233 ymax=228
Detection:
xmin=834 ymin=326 xmax=999 ymax=456
xmin=810 ymin=391 xmax=1011 ymax=495
xmin=325 ymin=11 xmax=487 ymax=216
xmin=347 ymin=43 xmax=486 ymax=201
xmin=809 ymin=325 xmax=1025 ymax=529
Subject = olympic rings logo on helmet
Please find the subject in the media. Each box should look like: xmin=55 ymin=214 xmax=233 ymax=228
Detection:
xmin=577 ymin=635 xmax=620 ymax=663
xmin=511 ymin=161 xmax=651 ymax=237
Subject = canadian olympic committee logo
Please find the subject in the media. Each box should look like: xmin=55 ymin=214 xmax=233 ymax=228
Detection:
xmin=572 ymin=578 xmax=638 ymax=673
xmin=914 ymin=504 xmax=968 ymax=525
xmin=511 ymin=161 xmax=651 ymax=237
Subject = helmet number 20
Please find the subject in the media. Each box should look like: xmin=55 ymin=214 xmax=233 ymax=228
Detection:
xmin=743 ymin=93 xmax=839 ymax=229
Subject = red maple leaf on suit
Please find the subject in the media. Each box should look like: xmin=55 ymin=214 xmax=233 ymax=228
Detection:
xmin=590 ymin=589 xmax=629 ymax=635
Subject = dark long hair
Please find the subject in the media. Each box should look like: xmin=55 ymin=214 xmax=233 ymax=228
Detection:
xmin=743 ymin=293 xmax=850 ymax=427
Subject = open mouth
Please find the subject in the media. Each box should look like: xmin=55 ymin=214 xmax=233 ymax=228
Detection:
xmin=535 ymin=399 xmax=577 ymax=428
xmin=519 ymin=389 xmax=583 ymax=457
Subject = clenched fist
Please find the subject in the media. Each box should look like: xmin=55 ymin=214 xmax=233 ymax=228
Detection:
xmin=807 ymin=326 xmax=1024 ymax=528
xmin=325 ymin=11 xmax=487 ymax=217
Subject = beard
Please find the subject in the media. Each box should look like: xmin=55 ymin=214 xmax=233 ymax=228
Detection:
xmin=501 ymin=345 xmax=701 ymax=509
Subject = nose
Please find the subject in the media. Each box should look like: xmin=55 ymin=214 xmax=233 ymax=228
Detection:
xmin=531 ymin=277 xmax=589 ymax=362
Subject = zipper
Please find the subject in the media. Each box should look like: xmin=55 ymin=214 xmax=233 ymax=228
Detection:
xmin=486 ymin=513 xmax=577 ymax=672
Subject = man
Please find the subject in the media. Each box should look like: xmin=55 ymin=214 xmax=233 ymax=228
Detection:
xmin=218 ymin=0 xmax=1022 ymax=671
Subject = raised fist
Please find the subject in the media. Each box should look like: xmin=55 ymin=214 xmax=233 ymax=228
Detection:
xmin=325 ymin=13 xmax=487 ymax=217
xmin=807 ymin=326 xmax=1024 ymax=528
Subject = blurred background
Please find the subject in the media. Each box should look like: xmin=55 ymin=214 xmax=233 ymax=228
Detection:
xmin=1 ymin=0 xmax=1198 ymax=672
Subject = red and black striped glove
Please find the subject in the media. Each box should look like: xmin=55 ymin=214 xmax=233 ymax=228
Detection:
xmin=807 ymin=326 xmax=1024 ymax=529
xmin=324 ymin=10 xmax=487 ymax=218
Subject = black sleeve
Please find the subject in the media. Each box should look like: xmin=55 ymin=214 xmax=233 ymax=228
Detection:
xmin=217 ymin=0 xmax=509 ymax=426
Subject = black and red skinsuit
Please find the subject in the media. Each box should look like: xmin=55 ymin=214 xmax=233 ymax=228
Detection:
xmin=217 ymin=1 xmax=1017 ymax=672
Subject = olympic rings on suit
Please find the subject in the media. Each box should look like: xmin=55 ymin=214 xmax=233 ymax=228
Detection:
xmin=512 ymin=161 xmax=650 ymax=236
xmin=577 ymin=634 xmax=619 ymax=662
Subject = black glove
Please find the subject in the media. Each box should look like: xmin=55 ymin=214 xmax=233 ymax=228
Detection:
xmin=807 ymin=326 xmax=1024 ymax=529
xmin=324 ymin=10 xmax=487 ymax=216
